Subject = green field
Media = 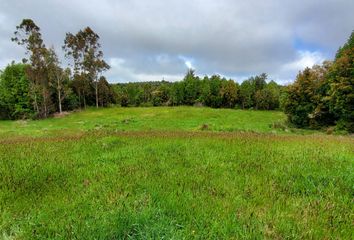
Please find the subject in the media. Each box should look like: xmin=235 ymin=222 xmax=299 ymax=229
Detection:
xmin=0 ymin=107 xmax=353 ymax=239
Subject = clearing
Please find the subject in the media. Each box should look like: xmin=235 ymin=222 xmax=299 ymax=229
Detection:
xmin=0 ymin=107 xmax=353 ymax=239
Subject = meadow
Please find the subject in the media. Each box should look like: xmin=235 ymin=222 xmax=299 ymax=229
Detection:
xmin=0 ymin=107 xmax=353 ymax=239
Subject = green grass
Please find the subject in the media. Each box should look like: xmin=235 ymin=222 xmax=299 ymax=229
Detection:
xmin=0 ymin=106 xmax=299 ymax=137
xmin=0 ymin=107 xmax=353 ymax=239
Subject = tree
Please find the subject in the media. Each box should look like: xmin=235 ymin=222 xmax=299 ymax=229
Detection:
xmin=327 ymin=31 xmax=354 ymax=131
xmin=266 ymin=80 xmax=281 ymax=110
xmin=98 ymin=76 xmax=116 ymax=107
xmin=169 ymin=82 xmax=184 ymax=106
xmin=255 ymin=88 xmax=272 ymax=110
xmin=253 ymin=73 xmax=267 ymax=92
xmin=284 ymin=65 xmax=333 ymax=128
xmin=197 ymin=76 xmax=211 ymax=105
xmin=0 ymin=63 xmax=33 ymax=119
xmin=205 ymin=75 xmax=223 ymax=108
xmin=12 ymin=19 xmax=51 ymax=118
xmin=239 ymin=80 xmax=255 ymax=109
xmin=183 ymin=69 xmax=199 ymax=105
xmin=63 ymin=27 xmax=110 ymax=108
xmin=46 ymin=48 xmax=71 ymax=113
xmin=71 ymin=73 xmax=91 ymax=109
xmin=220 ymin=80 xmax=238 ymax=108
xmin=151 ymin=84 xmax=169 ymax=106
xmin=254 ymin=81 xmax=281 ymax=110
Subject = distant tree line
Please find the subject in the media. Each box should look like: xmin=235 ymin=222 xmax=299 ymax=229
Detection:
xmin=283 ymin=31 xmax=353 ymax=132
xmin=113 ymin=71 xmax=284 ymax=110
xmin=0 ymin=19 xmax=115 ymax=120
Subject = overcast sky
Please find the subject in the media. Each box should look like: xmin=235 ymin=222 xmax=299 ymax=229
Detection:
xmin=0 ymin=0 xmax=353 ymax=84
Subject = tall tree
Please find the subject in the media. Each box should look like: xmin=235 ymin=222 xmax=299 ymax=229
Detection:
xmin=12 ymin=19 xmax=51 ymax=118
xmin=63 ymin=27 xmax=110 ymax=108
xmin=46 ymin=47 xmax=70 ymax=113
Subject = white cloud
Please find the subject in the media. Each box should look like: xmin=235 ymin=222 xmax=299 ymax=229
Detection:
xmin=184 ymin=61 xmax=193 ymax=69
xmin=268 ymin=50 xmax=326 ymax=84
xmin=282 ymin=51 xmax=325 ymax=72
xmin=107 ymin=57 xmax=183 ymax=83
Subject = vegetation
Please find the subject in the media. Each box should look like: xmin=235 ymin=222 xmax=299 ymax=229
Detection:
xmin=0 ymin=107 xmax=289 ymax=137
xmin=0 ymin=107 xmax=353 ymax=239
xmin=284 ymin=32 xmax=354 ymax=132
xmin=0 ymin=19 xmax=115 ymax=120
xmin=113 ymin=71 xmax=283 ymax=110
xmin=63 ymin=27 xmax=111 ymax=108
xmin=0 ymin=63 xmax=33 ymax=119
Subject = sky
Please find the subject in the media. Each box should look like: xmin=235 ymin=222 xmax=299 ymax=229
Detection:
xmin=0 ymin=0 xmax=353 ymax=84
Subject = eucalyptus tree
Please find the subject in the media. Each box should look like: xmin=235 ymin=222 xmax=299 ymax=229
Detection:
xmin=63 ymin=27 xmax=110 ymax=108
xmin=46 ymin=47 xmax=70 ymax=113
xmin=12 ymin=19 xmax=51 ymax=117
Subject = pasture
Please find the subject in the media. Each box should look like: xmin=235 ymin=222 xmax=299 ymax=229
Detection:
xmin=0 ymin=107 xmax=353 ymax=239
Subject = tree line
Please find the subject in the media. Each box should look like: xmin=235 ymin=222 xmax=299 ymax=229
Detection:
xmin=113 ymin=72 xmax=283 ymax=110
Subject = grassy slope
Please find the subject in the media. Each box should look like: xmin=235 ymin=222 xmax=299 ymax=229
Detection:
xmin=0 ymin=106 xmax=298 ymax=137
xmin=0 ymin=107 xmax=353 ymax=239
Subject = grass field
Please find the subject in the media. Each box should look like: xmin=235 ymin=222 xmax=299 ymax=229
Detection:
xmin=0 ymin=107 xmax=353 ymax=239
xmin=0 ymin=107 xmax=311 ymax=137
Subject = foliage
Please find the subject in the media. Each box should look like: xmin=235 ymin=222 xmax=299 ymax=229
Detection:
xmin=112 ymin=73 xmax=282 ymax=110
xmin=97 ymin=76 xmax=116 ymax=107
xmin=0 ymin=63 xmax=33 ymax=119
xmin=284 ymin=31 xmax=353 ymax=132
xmin=0 ymin=19 xmax=113 ymax=120
xmin=327 ymin=31 xmax=354 ymax=132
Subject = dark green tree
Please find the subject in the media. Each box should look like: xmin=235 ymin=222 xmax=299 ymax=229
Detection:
xmin=327 ymin=31 xmax=354 ymax=131
xmin=183 ymin=69 xmax=199 ymax=105
xmin=98 ymin=76 xmax=116 ymax=107
xmin=0 ymin=63 xmax=33 ymax=119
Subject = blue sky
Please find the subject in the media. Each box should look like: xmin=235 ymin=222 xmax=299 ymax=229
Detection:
xmin=0 ymin=0 xmax=353 ymax=84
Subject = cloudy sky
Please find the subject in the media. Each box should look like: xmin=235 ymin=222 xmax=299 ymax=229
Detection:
xmin=0 ymin=0 xmax=353 ymax=84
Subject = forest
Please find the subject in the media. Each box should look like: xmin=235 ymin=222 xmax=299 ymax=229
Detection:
xmin=0 ymin=19 xmax=353 ymax=132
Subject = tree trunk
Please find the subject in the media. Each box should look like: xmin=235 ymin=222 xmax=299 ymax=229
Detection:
xmin=57 ymin=78 xmax=62 ymax=114
xmin=58 ymin=90 xmax=62 ymax=113
xmin=34 ymin=94 xmax=39 ymax=114
xmin=43 ymin=88 xmax=47 ymax=118
xmin=95 ymin=80 xmax=99 ymax=108
xmin=32 ymin=84 xmax=39 ymax=115
xmin=83 ymin=92 xmax=86 ymax=109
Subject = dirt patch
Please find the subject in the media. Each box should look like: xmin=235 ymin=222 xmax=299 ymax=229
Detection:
xmin=0 ymin=129 xmax=352 ymax=145
xmin=53 ymin=111 xmax=71 ymax=118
